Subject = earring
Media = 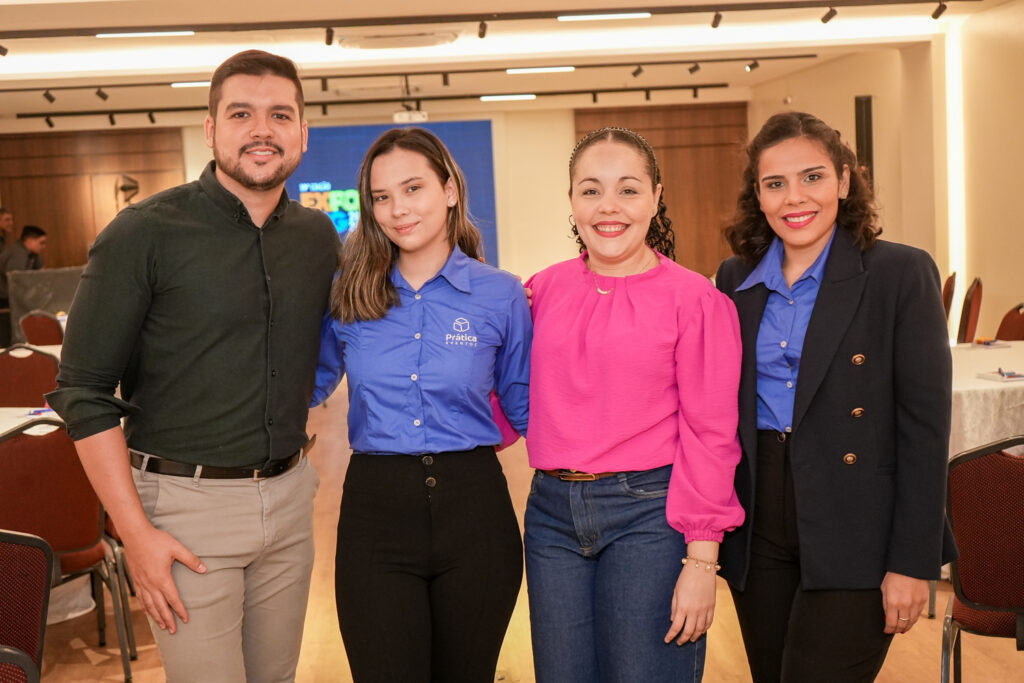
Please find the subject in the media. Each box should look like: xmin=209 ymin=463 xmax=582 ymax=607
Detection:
xmin=447 ymin=199 xmax=456 ymax=207
xmin=839 ymin=191 xmax=848 ymax=200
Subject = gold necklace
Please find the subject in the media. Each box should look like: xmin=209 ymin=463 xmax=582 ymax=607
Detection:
xmin=589 ymin=250 xmax=658 ymax=295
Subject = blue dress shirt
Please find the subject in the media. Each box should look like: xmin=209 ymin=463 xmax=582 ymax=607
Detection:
xmin=737 ymin=229 xmax=835 ymax=433
xmin=313 ymin=246 xmax=531 ymax=455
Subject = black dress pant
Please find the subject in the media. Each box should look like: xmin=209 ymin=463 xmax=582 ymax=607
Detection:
xmin=335 ymin=447 xmax=523 ymax=683
xmin=729 ymin=431 xmax=893 ymax=683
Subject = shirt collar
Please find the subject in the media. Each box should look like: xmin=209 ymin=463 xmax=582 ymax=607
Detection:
xmin=736 ymin=226 xmax=836 ymax=293
xmin=390 ymin=244 xmax=472 ymax=294
xmin=199 ymin=160 xmax=291 ymax=227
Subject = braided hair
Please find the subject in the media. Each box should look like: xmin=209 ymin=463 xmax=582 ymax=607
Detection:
xmin=567 ymin=127 xmax=675 ymax=260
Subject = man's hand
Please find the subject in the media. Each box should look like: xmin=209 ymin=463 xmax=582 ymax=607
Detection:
xmin=122 ymin=526 xmax=206 ymax=633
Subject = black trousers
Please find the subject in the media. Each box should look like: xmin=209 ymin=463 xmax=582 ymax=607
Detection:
xmin=335 ymin=447 xmax=523 ymax=683
xmin=729 ymin=431 xmax=893 ymax=683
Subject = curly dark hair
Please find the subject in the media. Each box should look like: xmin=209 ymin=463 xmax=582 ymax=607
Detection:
xmin=724 ymin=111 xmax=881 ymax=263
xmin=568 ymin=127 xmax=675 ymax=260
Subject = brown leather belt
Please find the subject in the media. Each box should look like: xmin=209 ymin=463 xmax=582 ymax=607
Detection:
xmin=540 ymin=469 xmax=619 ymax=482
xmin=129 ymin=436 xmax=314 ymax=480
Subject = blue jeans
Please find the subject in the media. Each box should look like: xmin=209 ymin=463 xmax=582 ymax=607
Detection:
xmin=524 ymin=466 xmax=706 ymax=683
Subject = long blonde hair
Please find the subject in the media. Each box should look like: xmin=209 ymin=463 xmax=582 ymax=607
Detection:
xmin=330 ymin=127 xmax=483 ymax=323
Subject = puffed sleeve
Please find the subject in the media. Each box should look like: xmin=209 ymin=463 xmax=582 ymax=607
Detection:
xmin=310 ymin=312 xmax=346 ymax=407
xmin=666 ymin=287 xmax=746 ymax=541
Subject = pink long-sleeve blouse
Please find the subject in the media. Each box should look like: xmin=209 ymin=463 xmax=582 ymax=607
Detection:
xmin=525 ymin=252 xmax=745 ymax=542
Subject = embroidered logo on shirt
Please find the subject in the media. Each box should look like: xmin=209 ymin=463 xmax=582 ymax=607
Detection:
xmin=446 ymin=317 xmax=478 ymax=346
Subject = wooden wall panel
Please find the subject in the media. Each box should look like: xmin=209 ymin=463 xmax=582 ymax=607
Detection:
xmin=0 ymin=128 xmax=185 ymax=267
xmin=575 ymin=103 xmax=747 ymax=277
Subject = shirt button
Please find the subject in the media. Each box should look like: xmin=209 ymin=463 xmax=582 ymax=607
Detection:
xmin=851 ymin=407 xmax=865 ymax=418
xmin=414 ymin=294 xmax=422 ymax=300
xmin=268 ymin=418 xmax=274 ymax=426
xmin=414 ymin=333 xmax=421 ymax=339
xmin=786 ymin=381 xmax=793 ymax=389
xmin=422 ymin=455 xmax=434 ymax=466
xmin=425 ymin=476 xmax=437 ymax=488
xmin=271 ymin=369 xmax=278 ymax=377
xmin=843 ymin=452 xmax=858 ymax=465
xmin=788 ymin=299 xmax=795 ymax=305
xmin=784 ymin=426 xmax=792 ymax=433
xmin=780 ymin=340 xmax=788 ymax=348
xmin=410 ymin=373 xmax=418 ymax=381
xmin=413 ymin=419 xmax=422 ymax=427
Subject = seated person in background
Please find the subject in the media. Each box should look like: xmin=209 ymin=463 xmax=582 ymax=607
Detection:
xmin=0 ymin=224 xmax=46 ymax=306
xmin=0 ymin=208 xmax=13 ymax=251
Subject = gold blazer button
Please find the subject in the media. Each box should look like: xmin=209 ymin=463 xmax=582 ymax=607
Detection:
xmin=851 ymin=353 xmax=866 ymax=365
xmin=851 ymin=407 xmax=865 ymax=418
xmin=843 ymin=452 xmax=858 ymax=465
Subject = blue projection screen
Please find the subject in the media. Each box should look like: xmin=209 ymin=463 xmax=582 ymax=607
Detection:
xmin=286 ymin=120 xmax=499 ymax=266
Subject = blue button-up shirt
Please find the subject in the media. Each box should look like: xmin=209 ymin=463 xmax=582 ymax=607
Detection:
xmin=737 ymin=229 xmax=835 ymax=432
xmin=313 ymin=246 xmax=531 ymax=455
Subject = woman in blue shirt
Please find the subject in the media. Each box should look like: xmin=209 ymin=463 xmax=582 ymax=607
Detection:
xmin=313 ymin=127 xmax=532 ymax=683
xmin=715 ymin=112 xmax=955 ymax=682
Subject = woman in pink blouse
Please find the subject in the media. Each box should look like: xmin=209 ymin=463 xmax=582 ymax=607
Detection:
xmin=523 ymin=127 xmax=745 ymax=682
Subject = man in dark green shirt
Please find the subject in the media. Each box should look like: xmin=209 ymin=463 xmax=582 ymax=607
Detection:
xmin=48 ymin=50 xmax=339 ymax=682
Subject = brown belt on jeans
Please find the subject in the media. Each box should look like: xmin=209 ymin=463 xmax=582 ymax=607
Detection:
xmin=540 ymin=468 xmax=619 ymax=482
xmin=129 ymin=435 xmax=314 ymax=480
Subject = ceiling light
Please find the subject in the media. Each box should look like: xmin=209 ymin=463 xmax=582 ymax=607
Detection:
xmin=479 ymin=94 xmax=536 ymax=102
xmin=96 ymin=87 xmax=109 ymax=100
xmin=632 ymin=65 xmax=644 ymax=78
xmin=711 ymin=12 xmax=723 ymax=28
xmin=932 ymin=2 xmax=948 ymax=18
xmin=557 ymin=13 xmax=651 ymax=22
xmin=108 ymin=113 xmax=116 ymax=125
xmin=325 ymin=27 xmax=335 ymax=45
xmin=0 ymin=45 xmax=8 ymax=57
xmin=148 ymin=112 xmax=156 ymax=123
xmin=821 ymin=7 xmax=838 ymax=23
xmin=45 ymin=116 xmax=54 ymax=128
xmin=688 ymin=63 xmax=701 ymax=74
xmin=506 ymin=66 xmax=575 ymax=75
xmin=96 ymin=31 xmax=195 ymax=38
xmin=746 ymin=60 xmax=760 ymax=72
xmin=478 ymin=21 xmax=487 ymax=38
xmin=170 ymin=81 xmax=211 ymax=88
xmin=43 ymin=89 xmax=55 ymax=103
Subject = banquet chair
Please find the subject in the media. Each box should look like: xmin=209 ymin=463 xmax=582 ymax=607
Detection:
xmin=956 ymin=277 xmax=983 ymax=344
xmin=0 ymin=530 xmax=53 ymax=683
xmin=0 ymin=418 xmax=134 ymax=681
xmin=0 ymin=345 xmax=58 ymax=407
xmin=942 ymin=272 xmax=956 ymax=320
xmin=940 ymin=435 xmax=1024 ymax=683
xmin=995 ymin=303 xmax=1024 ymax=341
xmin=18 ymin=310 xmax=63 ymax=346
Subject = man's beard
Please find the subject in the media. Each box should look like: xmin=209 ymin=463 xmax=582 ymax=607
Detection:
xmin=214 ymin=140 xmax=300 ymax=191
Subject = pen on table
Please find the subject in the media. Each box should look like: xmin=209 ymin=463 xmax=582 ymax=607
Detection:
xmin=997 ymin=367 xmax=1020 ymax=378
xmin=27 ymin=407 xmax=54 ymax=415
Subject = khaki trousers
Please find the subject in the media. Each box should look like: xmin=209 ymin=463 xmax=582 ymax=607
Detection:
xmin=132 ymin=455 xmax=318 ymax=682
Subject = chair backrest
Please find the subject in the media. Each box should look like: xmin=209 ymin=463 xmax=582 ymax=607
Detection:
xmin=947 ymin=436 xmax=1024 ymax=614
xmin=18 ymin=311 xmax=63 ymax=346
xmin=0 ymin=346 xmax=58 ymax=408
xmin=0 ymin=419 xmax=103 ymax=560
xmin=942 ymin=272 xmax=956 ymax=320
xmin=0 ymin=530 xmax=53 ymax=678
xmin=956 ymin=277 xmax=983 ymax=344
xmin=995 ymin=303 xmax=1024 ymax=341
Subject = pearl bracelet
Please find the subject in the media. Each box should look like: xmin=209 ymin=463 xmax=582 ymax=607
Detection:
xmin=681 ymin=556 xmax=721 ymax=573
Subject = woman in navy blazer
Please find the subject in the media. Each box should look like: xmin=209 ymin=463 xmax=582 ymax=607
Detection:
xmin=715 ymin=111 xmax=956 ymax=682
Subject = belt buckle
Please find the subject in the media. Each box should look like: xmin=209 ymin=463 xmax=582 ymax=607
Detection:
xmin=558 ymin=469 xmax=598 ymax=482
xmin=252 ymin=466 xmax=268 ymax=481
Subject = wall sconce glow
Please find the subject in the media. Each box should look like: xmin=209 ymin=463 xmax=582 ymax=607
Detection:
xmin=96 ymin=31 xmax=195 ymax=38
xmin=479 ymin=94 xmax=536 ymax=101
xmin=557 ymin=13 xmax=651 ymax=22
xmin=171 ymin=81 xmax=211 ymax=88
xmin=506 ymin=66 xmax=575 ymax=74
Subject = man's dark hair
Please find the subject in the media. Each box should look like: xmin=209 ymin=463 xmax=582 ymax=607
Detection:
xmin=0 ymin=208 xmax=10 ymax=217
xmin=208 ymin=50 xmax=304 ymax=118
xmin=20 ymin=225 xmax=45 ymax=240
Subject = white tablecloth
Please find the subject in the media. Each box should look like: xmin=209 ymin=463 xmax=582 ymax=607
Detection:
xmin=950 ymin=341 xmax=1024 ymax=456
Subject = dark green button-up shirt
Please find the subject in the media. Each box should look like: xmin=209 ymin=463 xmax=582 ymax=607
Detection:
xmin=48 ymin=162 xmax=340 ymax=467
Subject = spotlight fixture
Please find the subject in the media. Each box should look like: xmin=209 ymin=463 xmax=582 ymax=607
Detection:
xmin=45 ymin=116 xmax=54 ymax=128
xmin=320 ymin=77 xmax=328 ymax=92
xmin=442 ymin=73 xmax=450 ymax=86
xmin=688 ymin=63 xmax=701 ymax=74
xmin=148 ymin=111 xmax=156 ymax=123
xmin=746 ymin=60 xmax=760 ymax=72
xmin=96 ymin=87 xmax=109 ymax=100
xmin=644 ymin=89 xmax=651 ymax=101
xmin=321 ymin=104 xmax=328 ymax=116
xmin=931 ymin=1 xmax=947 ymax=18
xmin=0 ymin=44 xmax=9 ymax=56
xmin=325 ymin=27 xmax=335 ymax=45
xmin=108 ymin=113 xmax=116 ymax=125
xmin=692 ymin=88 xmax=699 ymax=99
xmin=592 ymin=92 xmax=598 ymax=103
xmin=631 ymin=65 xmax=644 ymax=78
xmin=711 ymin=12 xmax=723 ymax=28
xmin=43 ymin=89 xmax=56 ymax=103
xmin=478 ymin=21 xmax=487 ymax=38
xmin=821 ymin=7 xmax=837 ymax=23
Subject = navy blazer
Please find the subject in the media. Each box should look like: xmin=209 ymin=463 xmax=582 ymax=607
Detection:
xmin=715 ymin=227 xmax=957 ymax=590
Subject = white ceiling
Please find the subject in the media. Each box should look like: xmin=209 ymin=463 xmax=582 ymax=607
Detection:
xmin=0 ymin=0 xmax=1004 ymax=131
